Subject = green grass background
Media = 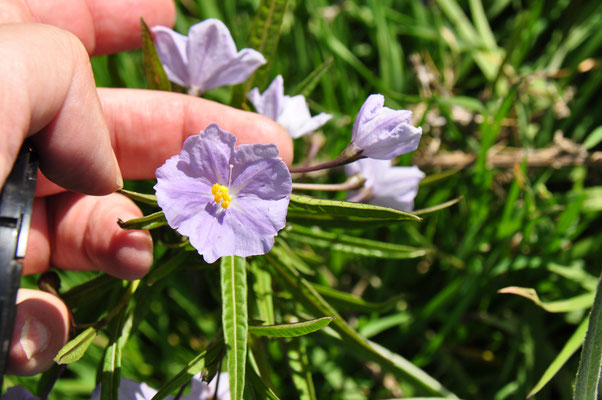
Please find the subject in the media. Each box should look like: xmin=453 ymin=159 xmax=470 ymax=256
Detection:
xmin=9 ymin=0 xmax=602 ymax=399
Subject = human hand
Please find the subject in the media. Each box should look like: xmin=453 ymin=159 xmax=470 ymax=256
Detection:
xmin=0 ymin=0 xmax=292 ymax=376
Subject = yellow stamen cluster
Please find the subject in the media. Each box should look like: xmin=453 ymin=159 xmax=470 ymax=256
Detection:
xmin=211 ymin=183 xmax=231 ymax=209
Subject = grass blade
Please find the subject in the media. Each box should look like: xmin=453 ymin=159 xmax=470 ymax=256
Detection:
xmin=231 ymin=0 xmax=288 ymax=106
xmin=527 ymin=316 xmax=588 ymax=398
xmin=574 ymin=276 xmax=602 ymax=399
xmin=151 ymin=337 xmax=224 ymax=400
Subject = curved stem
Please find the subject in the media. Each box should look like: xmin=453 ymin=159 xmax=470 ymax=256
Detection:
xmin=289 ymin=145 xmax=363 ymax=174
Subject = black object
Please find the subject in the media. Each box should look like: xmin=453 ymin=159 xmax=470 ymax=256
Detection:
xmin=0 ymin=145 xmax=38 ymax=386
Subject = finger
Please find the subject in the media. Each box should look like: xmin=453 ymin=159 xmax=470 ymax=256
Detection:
xmin=0 ymin=23 xmax=121 ymax=194
xmin=99 ymin=88 xmax=294 ymax=180
xmin=23 ymin=193 xmax=153 ymax=280
xmin=5 ymin=289 xmax=69 ymax=376
xmin=0 ymin=0 xmax=176 ymax=55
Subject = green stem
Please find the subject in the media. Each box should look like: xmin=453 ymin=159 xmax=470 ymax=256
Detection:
xmin=292 ymin=174 xmax=365 ymax=191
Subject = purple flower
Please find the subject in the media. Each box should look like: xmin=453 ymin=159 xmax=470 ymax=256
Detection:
xmin=89 ymin=379 xmax=158 ymax=400
xmin=152 ymin=19 xmax=266 ymax=95
xmin=345 ymin=158 xmax=424 ymax=212
xmin=1 ymin=386 xmax=39 ymax=400
xmin=88 ymin=373 xmax=230 ymax=400
xmin=351 ymin=94 xmax=422 ymax=159
xmin=247 ymin=75 xmax=332 ymax=139
xmin=154 ymin=124 xmax=291 ymax=263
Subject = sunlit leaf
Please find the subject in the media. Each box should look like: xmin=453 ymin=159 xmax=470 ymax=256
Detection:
xmin=574 ymin=276 xmax=602 ymax=399
xmin=287 ymin=338 xmax=317 ymax=399
xmin=54 ymin=327 xmax=97 ymax=365
xmin=527 ymin=317 xmax=588 ymax=398
xmin=413 ymin=197 xmax=463 ymax=216
xmin=283 ymin=225 xmax=428 ymax=259
xmin=498 ymin=286 xmax=594 ymax=313
xmin=249 ymin=317 xmax=334 ymax=337
xmin=291 ymin=57 xmax=334 ymax=98
xmin=221 ymin=256 xmax=248 ymax=400
xmin=151 ymin=338 xmax=224 ymax=400
xmin=231 ymin=0 xmax=289 ymax=107
xmin=287 ymin=194 xmax=421 ymax=228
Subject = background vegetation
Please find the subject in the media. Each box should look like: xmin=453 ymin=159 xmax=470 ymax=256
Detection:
xmin=8 ymin=0 xmax=602 ymax=398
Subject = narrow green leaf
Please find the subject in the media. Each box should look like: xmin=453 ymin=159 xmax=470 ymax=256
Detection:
xmin=547 ymin=262 xmax=599 ymax=292
xmin=221 ymin=256 xmax=248 ymax=400
xmin=101 ymin=308 xmax=133 ymax=400
xmin=283 ymin=225 xmax=428 ymax=259
xmin=574 ymin=276 xmax=602 ymax=399
xmin=249 ymin=317 xmax=334 ymax=337
xmin=527 ymin=316 xmax=588 ymax=398
xmin=247 ymin=353 xmax=281 ymax=400
xmin=582 ymin=187 xmax=602 ymax=213
xmin=359 ymin=313 xmax=412 ymax=339
xmin=266 ymin=255 xmax=458 ymax=397
xmin=117 ymin=189 xmax=158 ymax=207
xmin=287 ymin=338 xmax=317 ymax=400
xmin=272 ymin=238 xmax=315 ymax=275
xmin=147 ymin=252 xmax=189 ymax=286
xmin=498 ymin=286 xmax=594 ymax=313
xmin=468 ymin=0 xmax=497 ymax=50
xmin=312 ymin=283 xmax=402 ymax=313
xmin=61 ymin=274 xmax=122 ymax=309
xmin=54 ymin=327 xmax=97 ymax=364
xmin=117 ymin=211 xmax=168 ymax=230
xmin=140 ymin=18 xmax=172 ymax=91
xmin=291 ymin=57 xmax=334 ymax=97
xmin=231 ymin=0 xmax=289 ymax=106
xmin=287 ymin=194 xmax=421 ymax=228
xmin=250 ymin=261 xmax=275 ymax=325
xmin=413 ymin=197 xmax=463 ymax=216
xmin=583 ymin=126 xmax=602 ymax=150
xmin=435 ymin=0 xmax=501 ymax=80
xmin=151 ymin=338 xmax=224 ymax=400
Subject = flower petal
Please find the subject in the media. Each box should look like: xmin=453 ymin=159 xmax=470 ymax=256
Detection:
xmin=186 ymin=19 xmax=265 ymax=92
xmin=231 ymin=143 xmax=292 ymax=199
xmin=1 ymin=386 xmax=40 ymax=400
xmin=89 ymin=378 xmax=161 ymax=400
xmin=247 ymin=76 xmax=331 ymax=138
xmin=346 ymin=159 xmax=424 ymax=212
xmin=247 ymin=75 xmax=284 ymax=120
xmin=352 ymin=94 xmax=421 ymax=159
xmin=279 ymin=95 xmax=331 ymax=138
xmin=152 ymin=26 xmax=189 ymax=87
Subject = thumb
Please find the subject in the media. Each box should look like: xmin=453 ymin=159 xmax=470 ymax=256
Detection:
xmin=5 ymin=289 xmax=69 ymax=376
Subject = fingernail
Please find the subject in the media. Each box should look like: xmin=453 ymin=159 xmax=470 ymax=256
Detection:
xmin=112 ymin=151 xmax=124 ymax=189
xmin=20 ymin=319 xmax=50 ymax=360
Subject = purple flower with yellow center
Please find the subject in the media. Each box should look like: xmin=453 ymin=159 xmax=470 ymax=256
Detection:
xmin=350 ymin=94 xmax=422 ymax=160
xmin=247 ymin=75 xmax=332 ymax=139
xmin=154 ymin=124 xmax=291 ymax=263
xmin=152 ymin=19 xmax=266 ymax=95
xmin=345 ymin=158 xmax=424 ymax=212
